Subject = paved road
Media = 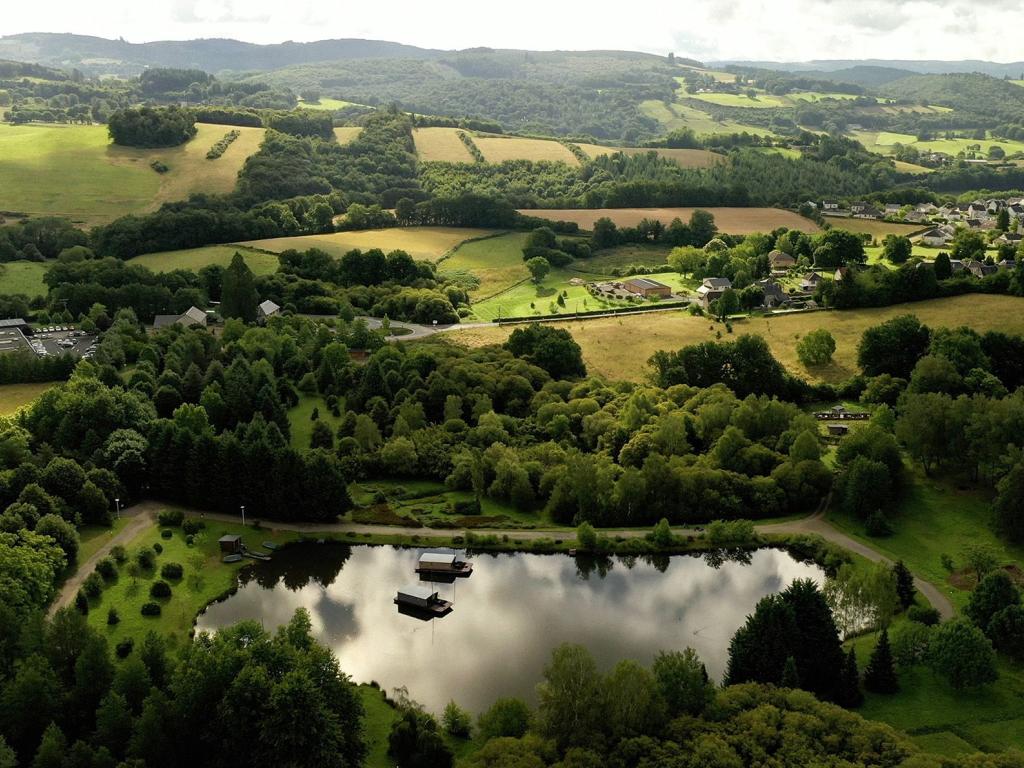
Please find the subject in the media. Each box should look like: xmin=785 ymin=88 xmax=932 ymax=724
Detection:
xmin=51 ymin=502 xmax=954 ymax=621
xmin=48 ymin=501 xmax=160 ymax=617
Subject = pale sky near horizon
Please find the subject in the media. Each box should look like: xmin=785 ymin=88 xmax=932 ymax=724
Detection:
xmin=4 ymin=0 xmax=1024 ymax=63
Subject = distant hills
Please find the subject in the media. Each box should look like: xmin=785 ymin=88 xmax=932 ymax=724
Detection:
xmin=713 ymin=59 xmax=1024 ymax=80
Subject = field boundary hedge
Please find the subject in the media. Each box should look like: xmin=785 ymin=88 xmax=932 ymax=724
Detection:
xmin=492 ymin=299 xmax=692 ymax=324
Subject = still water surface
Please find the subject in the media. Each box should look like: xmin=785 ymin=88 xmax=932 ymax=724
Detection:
xmin=196 ymin=543 xmax=823 ymax=712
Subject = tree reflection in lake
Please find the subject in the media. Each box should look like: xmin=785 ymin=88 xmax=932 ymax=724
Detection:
xmin=197 ymin=544 xmax=823 ymax=713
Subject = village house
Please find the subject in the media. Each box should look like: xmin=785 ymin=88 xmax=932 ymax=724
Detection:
xmin=821 ymin=200 xmax=840 ymax=211
xmin=152 ymin=305 xmax=208 ymax=330
xmin=998 ymin=259 xmax=1017 ymax=271
xmin=768 ymin=249 xmax=797 ymax=270
xmin=257 ymin=299 xmax=282 ymax=324
xmin=756 ymin=279 xmax=789 ymax=308
xmin=966 ymin=260 xmax=998 ymax=278
xmin=884 ymin=203 xmax=902 ymax=217
xmin=995 ymin=232 xmax=1023 ymax=247
xmin=623 ymin=277 xmax=673 ymax=299
xmin=800 ymin=272 xmax=824 ymax=292
xmin=696 ymin=277 xmax=732 ymax=308
xmin=919 ymin=226 xmax=955 ymax=248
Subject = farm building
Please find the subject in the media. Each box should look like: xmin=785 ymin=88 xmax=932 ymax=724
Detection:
xmin=152 ymin=305 xmax=208 ymax=330
xmin=258 ymin=299 xmax=281 ymax=323
xmin=800 ymin=272 xmax=824 ymax=292
xmin=768 ymin=250 xmax=797 ymax=270
xmin=623 ymin=277 xmax=672 ymax=299
xmin=218 ymin=534 xmax=242 ymax=554
xmin=828 ymin=424 xmax=850 ymax=436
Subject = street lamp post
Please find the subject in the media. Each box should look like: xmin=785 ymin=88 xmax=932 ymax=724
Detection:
xmin=241 ymin=505 xmax=246 ymax=527
xmin=114 ymin=498 xmax=120 ymax=519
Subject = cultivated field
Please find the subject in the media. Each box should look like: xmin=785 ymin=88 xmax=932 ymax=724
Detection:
xmin=823 ymin=217 xmax=928 ymax=239
xmin=129 ymin=245 xmax=280 ymax=276
xmin=0 ymin=382 xmax=55 ymax=416
xmin=298 ymin=98 xmax=361 ymax=111
xmin=241 ymin=227 xmax=496 ymax=262
xmin=852 ymin=130 xmax=1024 ymax=158
xmin=639 ymin=100 xmax=776 ymax=137
xmin=690 ymin=91 xmax=789 ymax=109
xmin=451 ymin=294 xmax=1024 ymax=383
xmin=575 ymin=144 xmax=724 ymax=168
xmin=333 ymin=126 xmax=363 ymax=144
xmin=0 ymin=260 xmax=49 ymax=297
xmin=0 ymin=122 xmax=263 ymax=225
xmin=473 ymin=135 xmax=579 ymax=165
xmin=519 ymin=207 xmax=821 ymax=234
xmin=413 ymin=127 xmax=474 ymax=163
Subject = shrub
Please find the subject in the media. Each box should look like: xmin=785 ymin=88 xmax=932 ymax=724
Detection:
xmin=140 ymin=602 xmax=162 ymax=617
xmin=115 ymin=638 xmax=134 ymax=658
xmin=111 ymin=545 xmax=127 ymax=563
xmin=206 ymin=129 xmax=240 ymax=159
xmin=95 ymin=557 xmax=118 ymax=581
xmin=83 ymin=571 xmax=104 ymax=599
xmin=442 ymin=700 xmax=472 ymax=738
xmin=153 ymin=542 xmax=163 ymax=554
xmin=160 ymin=529 xmax=173 ymax=539
xmin=149 ymin=580 xmax=172 ymax=599
xmin=158 ymin=509 xmax=185 ymax=527
xmin=865 ymin=511 xmax=893 ymax=537
xmin=74 ymin=590 xmax=88 ymax=614
xmin=136 ymin=547 xmax=156 ymax=569
xmin=150 ymin=160 xmax=169 ymax=174
xmin=907 ymin=605 xmax=940 ymax=626
xmin=161 ymin=562 xmax=183 ymax=580
xmin=450 ymin=498 xmax=480 ymax=516
xmin=107 ymin=608 xmax=120 ymax=625
xmin=185 ymin=534 xmax=195 ymax=546
xmin=182 ymin=519 xmax=205 ymax=535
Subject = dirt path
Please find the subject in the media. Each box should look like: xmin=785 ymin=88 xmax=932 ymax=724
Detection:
xmin=51 ymin=503 xmax=954 ymax=621
xmin=48 ymin=501 xmax=161 ymax=617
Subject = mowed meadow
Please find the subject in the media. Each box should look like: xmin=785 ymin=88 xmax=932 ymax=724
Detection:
xmin=520 ymin=207 xmax=822 ymax=234
xmin=0 ymin=122 xmax=264 ymax=225
xmin=240 ymin=226 xmax=496 ymax=261
xmin=450 ymin=294 xmax=1024 ymax=383
xmin=128 ymin=245 xmax=281 ymax=276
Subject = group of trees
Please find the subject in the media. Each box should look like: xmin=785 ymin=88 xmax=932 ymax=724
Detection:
xmin=107 ymin=106 xmax=197 ymax=148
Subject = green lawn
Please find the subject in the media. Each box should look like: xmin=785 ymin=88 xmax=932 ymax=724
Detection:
xmin=0 ymin=260 xmax=48 ymax=297
xmin=77 ymin=518 xmax=131 ymax=564
xmin=288 ymin=394 xmax=345 ymax=451
xmin=297 ymin=98 xmax=362 ymax=111
xmin=359 ymin=685 xmax=400 ymax=768
xmin=690 ymin=91 xmax=789 ymax=109
xmin=852 ymin=129 xmax=1024 ymax=159
xmin=828 ymin=470 xmax=1024 ymax=612
xmin=129 ymin=245 xmax=280 ymax=276
xmin=84 ymin=514 xmax=299 ymax=650
xmin=0 ymin=382 xmax=55 ymax=416
xmin=440 ymin=232 xmax=530 ymax=300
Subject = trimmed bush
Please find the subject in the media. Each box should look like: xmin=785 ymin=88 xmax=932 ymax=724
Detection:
xmin=182 ymin=519 xmax=205 ymax=536
xmin=107 ymin=608 xmax=120 ymax=625
xmin=149 ymin=580 xmax=172 ymax=599
xmin=907 ymin=605 xmax=940 ymax=626
xmin=83 ymin=571 xmax=104 ymax=599
xmin=111 ymin=545 xmax=127 ymax=563
xmin=161 ymin=529 xmax=173 ymax=539
xmin=185 ymin=534 xmax=195 ymax=546
xmin=161 ymin=562 xmax=183 ymax=580
xmin=136 ymin=547 xmax=156 ymax=569
xmin=115 ymin=638 xmax=134 ymax=658
xmin=153 ymin=542 xmax=163 ymax=554
xmin=451 ymin=498 xmax=481 ymax=516
xmin=140 ymin=602 xmax=162 ymax=617
xmin=95 ymin=557 xmax=118 ymax=581
xmin=158 ymin=509 xmax=185 ymax=527
xmin=75 ymin=590 xmax=88 ymax=614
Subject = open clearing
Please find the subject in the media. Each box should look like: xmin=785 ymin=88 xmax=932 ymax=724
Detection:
xmin=413 ymin=127 xmax=474 ymax=163
xmin=640 ymin=100 xmax=776 ymax=137
xmin=473 ymin=135 xmax=579 ymax=165
xmin=690 ymin=91 xmax=789 ymax=109
xmin=129 ymin=245 xmax=280 ymax=276
xmin=0 ymin=260 xmax=49 ymax=297
xmin=852 ymin=130 xmax=1024 ymax=158
xmin=333 ymin=126 xmax=363 ymax=144
xmin=298 ymin=98 xmax=361 ymax=111
xmin=451 ymin=294 xmax=1024 ymax=383
xmin=822 ymin=217 xmax=928 ymax=240
xmin=0 ymin=122 xmax=263 ymax=225
xmin=575 ymin=144 xmax=724 ymax=168
xmin=0 ymin=382 xmax=55 ymax=416
xmin=519 ymin=207 xmax=821 ymax=234
xmin=440 ymin=232 xmax=531 ymax=299
xmin=241 ymin=226 xmax=496 ymax=262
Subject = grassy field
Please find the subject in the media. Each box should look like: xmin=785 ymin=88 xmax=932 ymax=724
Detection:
xmin=575 ymin=144 xmax=724 ymax=168
xmin=359 ymin=685 xmax=401 ymax=768
xmin=451 ymin=294 xmax=1024 ymax=383
xmin=852 ymin=130 xmax=1024 ymax=159
xmin=333 ymin=126 xmax=363 ymax=144
xmin=824 ymin=217 xmax=928 ymax=240
xmin=129 ymin=245 xmax=280 ymax=276
xmin=864 ymin=243 xmax=936 ymax=264
xmin=690 ymin=91 xmax=789 ymax=109
xmin=520 ymin=207 xmax=821 ymax=234
xmin=297 ymin=98 xmax=361 ymax=111
xmin=413 ymin=127 xmax=475 ymax=163
xmin=241 ymin=227 xmax=494 ymax=262
xmin=640 ymin=100 xmax=776 ymax=137
xmin=84 ymin=515 xmax=299 ymax=650
xmin=473 ymin=135 xmax=579 ymax=165
xmin=0 ymin=382 xmax=55 ymax=415
xmin=580 ymin=243 xmax=673 ymax=272
xmin=440 ymin=232 xmax=530 ymax=299
xmin=288 ymin=394 xmax=345 ymax=451
xmin=0 ymin=123 xmax=263 ymax=225
xmin=0 ymin=260 xmax=48 ymax=297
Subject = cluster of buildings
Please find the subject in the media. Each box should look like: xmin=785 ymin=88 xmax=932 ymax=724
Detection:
xmin=812 ymin=197 xmax=1024 ymax=230
xmin=587 ymin=277 xmax=675 ymax=301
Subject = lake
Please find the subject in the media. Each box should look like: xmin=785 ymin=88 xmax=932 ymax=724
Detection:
xmin=195 ymin=543 xmax=824 ymax=713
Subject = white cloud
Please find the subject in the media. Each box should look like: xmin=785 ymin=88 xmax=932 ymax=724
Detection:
xmin=3 ymin=0 xmax=1024 ymax=62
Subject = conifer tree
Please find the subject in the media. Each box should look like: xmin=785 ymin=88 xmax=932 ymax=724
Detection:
xmin=864 ymin=628 xmax=899 ymax=694
xmin=893 ymin=560 xmax=916 ymax=609
xmin=781 ymin=656 xmax=799 ymax=688
xmin=838 ymin=647 xmax=864 ymax=708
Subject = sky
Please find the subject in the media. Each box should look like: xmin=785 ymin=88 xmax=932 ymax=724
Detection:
xmin=4 ymin=0 xmax=1024 ymax=62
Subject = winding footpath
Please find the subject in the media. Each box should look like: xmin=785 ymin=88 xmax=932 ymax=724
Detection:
xmin=51 ymin=502 xmax=954 ymax=621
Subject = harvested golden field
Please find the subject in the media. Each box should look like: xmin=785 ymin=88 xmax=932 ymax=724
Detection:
xmin=519 ymin=207 xmax=821 ymax=234
xmin=413 ymin=127 xmax=474 ymax=163
xmin=333 ymin=126 xmax=363 ymax=144
xmin=240 ymin=227 xmax=496 ymax=262
xmin=574 ymin=144 xmax=724 ymax=168
xmin=0 ymin=382 xmax=55 ymax=416
xmin=823 ymin=217 xmax=928 ymax=240
xmin=449 ymin=294 xmax=1024 ymax=384
xmin=474 ymin=135 xmax=579 ymax=165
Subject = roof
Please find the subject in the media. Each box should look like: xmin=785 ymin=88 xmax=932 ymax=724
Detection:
xmin=397 ymin=584 xmax=435 ymax=601
xmin=623 ymin=277 xmax=670 ymax=290
xmin=259 ymin=299 xmax=281 ymax=315
xmin=218 ymin=534 xmax=241 ymax=543
xmin=152 ymin=314 xmax=181 ymax=329
xmin=702 ymin=277 xmax=732 ymax=289
xmin=182 ymin=306 xmax=206 ymax=324
xmin=419 ymin=552 xmax=456 ymax=565
xmin=0 ymin=318 xmax=28 ymax=328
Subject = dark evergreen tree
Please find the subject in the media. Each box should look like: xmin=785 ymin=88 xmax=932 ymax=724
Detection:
xmin=893 ymin=561 xmax=916 ymax=609
xmin=220 ymin=253 xmax=259 ymax=323
xmin=780 ymin=656 xmax=799 ymax=688
xmin=864 ymin=629 xmax=899 ymax=694
xmin=838 ymin=647 xmax=864 ymax=708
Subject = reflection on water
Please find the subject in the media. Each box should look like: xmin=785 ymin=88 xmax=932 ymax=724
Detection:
xmin=196 ymin=543 xmax=823 ymax=713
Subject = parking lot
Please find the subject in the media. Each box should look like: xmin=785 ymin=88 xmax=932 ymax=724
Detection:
xmin=0 ymin=327 xmax=32 ymax=355
xmin=29 ymin=326 xmax=99 ymax=359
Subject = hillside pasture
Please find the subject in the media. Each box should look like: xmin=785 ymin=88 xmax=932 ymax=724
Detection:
xmin=575 ymin=143 xmax=724 ymax=168
xmin=412 ymin=127 xmax=474 ymax=163
xmin=298 ymin=98 xmax=361 ymax=111
xmin=519 ymin=207 xmax=821 ymax=234
xmin=0 ymin=260 xmax=49 ymax=297
xmin=451 ymin=294 xmax=1024 ymax=383
xmin=823 ymin=217 xmax=928 ymax=240
xmin=241 ymin=227 xmax=495 ymax=262
xmin=0 ymin=382 xmax=55 ymax=416
xmin=0 ymin=122 xmax=262 ymax=225
xmin=440 ymin=232 xmax=530 ymax=299
xmin=473 ymin=135 xmax=579 ymax=165
xmin=690 ymin=91 xmax=788 ymax=109
xmin=129 ymin=245 xmax=280 ymax=276
xmin=333 ymin=126 xmax=363 ymax=144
